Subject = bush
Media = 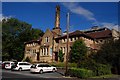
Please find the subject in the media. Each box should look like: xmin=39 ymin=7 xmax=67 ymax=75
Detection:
xmin=78 ymin=58 xmax=111 ymax=76
xmin=50 ymin=62 xmax=77 ymax=68
xmin=68 ymin=68 xmax=94 ymax=78
xmin=23 ymin=57 xmax=32 ymax=63
xmin=96 ymin=64 xmax=111 ymax=76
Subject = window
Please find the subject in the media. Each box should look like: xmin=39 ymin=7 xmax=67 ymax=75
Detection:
xmin=100 ymin=40 xmax=103 ymax=43
xmin=44 ymin=64 xmax=51 ymax=67
xmin=74 ymin=37 xmax=76 ymax=40
xmin=41 ymin=48 xmax=43 ymax=56
xmin=63 ymin=47 xmax=65 ymax=53
xmin=60 ymin=47 xmax=62 ymax=51
xmin=24 ymin=63 xmax=30 ymax=65
xmin=19 ymin=63 xmax=24 ymax=65
xmin=62 ymin=39 xmax=65 ymax=43
xmin=38 ymin=65 xmax=43 ymax=67
xmin=47 ymin=48 xmax=49 ymax=55
xmin=44 ymin=48 xmax=46 ymax=55
xmin=70 ymin=38 xmax=72 ymax=41
xmin=45 ymin=37 xmax=49 ymax=43
xmin=50 ymin=48 xmax=52 ymax=56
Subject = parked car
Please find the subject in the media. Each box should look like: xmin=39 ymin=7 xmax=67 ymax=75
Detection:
xmin=30 ymin=64 xmax=57 ymax=74
xmin=2 ymin=61 xmax=14 ymax=69
xmin=5 ymin=61 xmax=15 ymax=69
xmin=11 ymin=62 xmax=32 ymax=71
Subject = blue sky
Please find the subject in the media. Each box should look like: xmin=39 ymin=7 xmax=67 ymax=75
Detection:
xmin=2 ymin=2 xmax=118 ymax=32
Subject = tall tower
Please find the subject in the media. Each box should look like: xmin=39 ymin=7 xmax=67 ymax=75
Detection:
xmin=52 ymin=5 xmax=61 ymax=35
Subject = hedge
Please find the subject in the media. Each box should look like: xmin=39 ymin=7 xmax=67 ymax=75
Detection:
xmin=78 ymin=59 xmax=111 ymax=76
xmin=96 ymin=64 xmax=111 ymax=76
xmin=50 ymin=62 xmax=77 ymax=68
xmin=68 ymin=68 xmax=94 ymax=78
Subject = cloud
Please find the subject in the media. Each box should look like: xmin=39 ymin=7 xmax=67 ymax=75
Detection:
xmin=101 ymin=22 xmax=119 ymax=31
xmin=61 ymin=3 xmax=119 ymax=31
xmin=0 ymin=14 xmax=12 ymax=21
xmin=62 ymin=3 xmax=97 ymax=21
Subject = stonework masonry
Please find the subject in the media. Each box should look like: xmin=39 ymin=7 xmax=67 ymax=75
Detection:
xmin=24 ymin=6 xmax=120 ymax=63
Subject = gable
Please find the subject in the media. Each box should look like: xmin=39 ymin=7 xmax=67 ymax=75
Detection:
xmin=41 ymin=28 xmax=53 ymax=44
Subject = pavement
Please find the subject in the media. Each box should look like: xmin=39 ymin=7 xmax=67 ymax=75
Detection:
xmin=57 ymin=68 xmax=65 ymax=76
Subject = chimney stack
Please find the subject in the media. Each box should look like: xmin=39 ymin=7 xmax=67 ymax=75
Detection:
xmin=54 ymin=5 xmax=60 ymax=29
xmin=52 ymin=5 xmax=61 ymax=35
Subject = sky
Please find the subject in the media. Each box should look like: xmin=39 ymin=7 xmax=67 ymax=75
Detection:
xmin=2 ymin=2 xmax=119 ymax=32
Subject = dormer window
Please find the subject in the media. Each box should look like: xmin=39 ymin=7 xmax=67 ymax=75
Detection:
xmin=45 ymin=37 xmax=49 ymax=43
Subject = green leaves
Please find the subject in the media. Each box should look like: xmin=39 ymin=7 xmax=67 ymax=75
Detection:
xmin=94 ymin=39 xmax=120 ymax=74
xmin=69 ymin=39 xmax=87 ymax=63
xmin=2 ymin=18 xmax=44 ymax=61
xmin=58 ymin=50 xmax=64 ymax=62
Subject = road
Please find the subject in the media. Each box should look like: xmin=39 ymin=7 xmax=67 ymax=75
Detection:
xmin=1 ymin=69 xmax=120 ymax=80
xmin=1 ymin=69 xmax=80 ymax=80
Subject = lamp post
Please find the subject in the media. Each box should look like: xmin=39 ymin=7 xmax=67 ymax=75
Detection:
xmin=65 ymin=12 xmax=69 ymax=76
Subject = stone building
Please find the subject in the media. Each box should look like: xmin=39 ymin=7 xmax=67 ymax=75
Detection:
xmin=24 ymin=5 xmax=120 ymax=63
xmin=24 ymin=38 xmax=41 ymax=62
xmin=24 ymin=5 xmax=61 ymax=62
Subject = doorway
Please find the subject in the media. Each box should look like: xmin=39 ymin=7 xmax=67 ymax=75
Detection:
xmin=55 ymin=52 xmax=58 ymax=61
xmin=37 ymin=52 xmax=40 ymax=61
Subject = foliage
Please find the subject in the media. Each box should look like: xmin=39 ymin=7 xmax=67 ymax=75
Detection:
xmin=96 ymin=63 xmax=111 ymax=76
xmin=79 ymin=58 xmax=111 ymax=76
xmin=93 ymin=39 xmax=120 ymax=74
xmin=23 ymin=57 xmax=32 ymax=63
xmin=58 ymin=50 xmax=64 ymax=62
xmin=68 ymin=68 xmax=94 ymax=78
xmin=50 ymin=62 xmax=77 ymax=68
xmin=2 ymin=18 xmax=44 ymax=61
xmin=69 ymin=39 xmax=87 ymax=63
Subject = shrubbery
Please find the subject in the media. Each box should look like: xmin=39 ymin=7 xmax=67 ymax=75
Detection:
xmin=78 ymin=58 xmax=111 ymax=76
xmin=23 ymin=57 xmax=32 ymax=63
xmin=96 ymin=63 xmax=111 ymax=76
xmin=50 ymin=62 xmax=77 ymax=68
xmin=68 ymin=68 xmax=94 ymax=78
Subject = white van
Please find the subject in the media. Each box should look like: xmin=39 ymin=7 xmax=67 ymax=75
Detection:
xmin=11 ymin=62 xmax=32 ymax=71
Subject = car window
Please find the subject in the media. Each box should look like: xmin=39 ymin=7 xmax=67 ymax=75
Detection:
xmin=45 ymin=64 xmax=51 ymax=67
xmin=24 ymin=63 xmax=30 ymax=65
xmin=38 ymin=64 xmax=44 ymax=67
xmin=19 ymin=63 xmax=24 ymax=65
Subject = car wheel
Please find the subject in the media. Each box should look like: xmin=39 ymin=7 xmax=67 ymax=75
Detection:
xmin=39 ymin=70 xmax=43 ymax=74
xmin=19 ymin=68 xmax=22 ymax=71
xmin=52 ymin=68 xmax=56 ymax=72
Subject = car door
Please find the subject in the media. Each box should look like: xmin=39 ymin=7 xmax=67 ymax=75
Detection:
xmin=19 ymin=63 xmax=25 ymax=70
xmin=25 ymin=63 xmax=31 ymax=70
xmin=45 ymin=64 xmax=52 ymax=72
xmin=42 ymin=64 xmax=48 ymax=72
xmin=47 ymin=65 xmax=53 ymax=71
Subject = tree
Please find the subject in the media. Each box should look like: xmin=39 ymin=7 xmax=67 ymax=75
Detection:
xmin=2 ymin=18 xmax=44 ymax=61
xmin=69 ymin=39 xmax=87 ymax=63
xmin=58 ymin=50 xmax=64 ymax=62
xmin=93 ymin=39 xmax=120 ymax=74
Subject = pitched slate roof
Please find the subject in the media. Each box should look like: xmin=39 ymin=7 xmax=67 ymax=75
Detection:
xmin=55 ymin=28 xmax=113 ymax=40
xmin=86 ymin=29 xmax=112 ymax=39
xmin=55 ymin=30 xmax=94 ymax=40
xmin=24 ymin=37 xmax=42 ymax=44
